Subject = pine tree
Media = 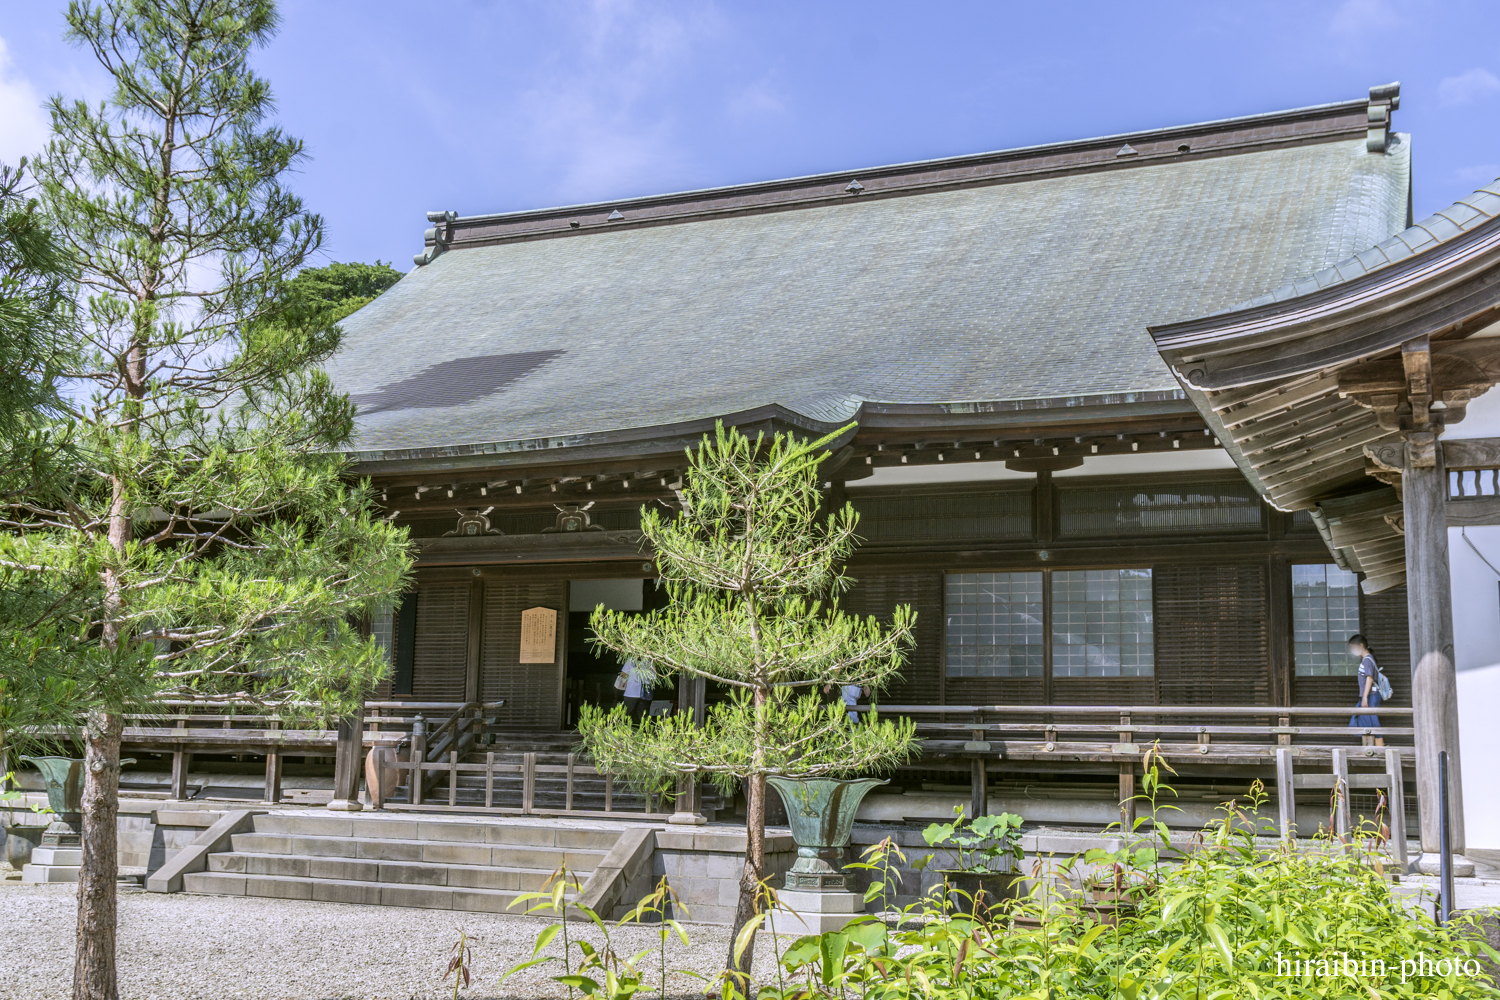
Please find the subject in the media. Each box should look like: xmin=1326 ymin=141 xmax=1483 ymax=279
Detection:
xmin=577 ymin=424 xmax=917 ymax=987
xmin=0 ymin=158 xmax=82 ymax=776
xmin=3 ymin=4 xmax=412 ymax=998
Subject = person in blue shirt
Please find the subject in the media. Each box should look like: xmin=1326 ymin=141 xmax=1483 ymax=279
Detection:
xmin=1347 ymin=633 xmax=1384 ymax=746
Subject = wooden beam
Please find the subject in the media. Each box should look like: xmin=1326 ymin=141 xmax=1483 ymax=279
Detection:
xmin=1443 ymin=437 xmax=1500 ymax=469
xmin=1447 ymin=497 xmax=1500 ymax=526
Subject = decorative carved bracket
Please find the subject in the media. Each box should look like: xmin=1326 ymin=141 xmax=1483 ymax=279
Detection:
xmin=1340 ymin=338 xmax=1500 ymax=434
xmin=444 ymin=507 xmax=502 ymax=537
xmin=543 ymin=502 xmax=605 ymax=533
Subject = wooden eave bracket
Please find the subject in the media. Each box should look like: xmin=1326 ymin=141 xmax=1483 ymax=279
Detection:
xmin=1339 ymin=338 xmax=1500 ymax=436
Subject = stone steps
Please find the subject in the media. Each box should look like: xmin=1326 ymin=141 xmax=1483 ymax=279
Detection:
xmin=208 ymin=851 xmax=574 ymax=890
xmin=176 ymin=811 xmax=615 ymax=913
xmin=227 ymin=832 xmax=606 ymax=870
xmin=180 ymin=870 xmax=544 ymax=911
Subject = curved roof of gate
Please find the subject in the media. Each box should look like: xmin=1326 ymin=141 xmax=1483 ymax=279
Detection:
xmin=328 ymin=96 xmax=1411 ymax=462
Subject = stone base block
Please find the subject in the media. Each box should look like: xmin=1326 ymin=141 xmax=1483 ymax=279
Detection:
xmin=1417 ymin=853 xmax=1476 ymax=878
xmin=777 ymin=889 xmax=865 ymax=913
xmin=767 ymin=908 xmax=864 ymax=935
xmin=30 ymin=847 xmax=82 ymax=866
xmin=767 ymin=889 xmax=868 ymax=934
xmin=22 ymin=864 xmax=80 ymax=883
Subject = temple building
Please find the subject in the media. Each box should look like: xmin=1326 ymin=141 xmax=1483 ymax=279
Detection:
xmin=313 ymin=81 xmax=1500 ymax=869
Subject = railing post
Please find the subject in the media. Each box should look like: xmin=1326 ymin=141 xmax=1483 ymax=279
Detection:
xmin=522 ymin=751 xmax=536 ymax=814
xmin=1385 ymin=748 xmax=1409 ymax=873
xmin=1276 ymin=747 xmax=1296 ymax=841
xmin=263 ymin=718 xmax=282 ymax=805
xmin=170 ymin=749 xmax=192 ymax=802
xmin=970 ymin=758 xmax=988 ymax=819
xmin=1332 ymin=747 xmax=1351 ymax=848
xmin=369 ymin=748 xmax=386 ymax=811
xmin=448 ymin=750 xmax=459 ymax=807
xmin=1277 ymin=714 xmax=1292 ymax=747
xmin=485 ymin=751 xmax=495 ymax=809
xmin=605 ymin=774 xmax=614 ymax=812
xmin=411 ymin=730 xmax=426 ymax=806
xmin=1118 ymin=712 xmax=1135 ymax=831
xmin=565 ymin=753 xmax=575 ymax=812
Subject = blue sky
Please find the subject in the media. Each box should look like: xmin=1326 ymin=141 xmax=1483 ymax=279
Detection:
xmin=2 ymin=0 xmax=1499 ymax=269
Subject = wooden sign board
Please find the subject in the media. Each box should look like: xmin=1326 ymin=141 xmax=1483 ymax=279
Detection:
xmin=519 ymin=606 xmax=558 ymax=664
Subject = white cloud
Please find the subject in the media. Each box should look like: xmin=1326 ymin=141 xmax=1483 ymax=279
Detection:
xmin=1329 ymin=0 xmax=1401 ymax=37
xmin=0 ymin=35 xmax=50 ymax=166
xmin=726 ymin=74 xmax=785 ymax=121
xmin=516 ymin=0 xmax=725 ymax=201
xmin=1438 ymin=68 xmax=1500 ymax=107
xmin=1454 ymin=164 xmax=1500 ymax=186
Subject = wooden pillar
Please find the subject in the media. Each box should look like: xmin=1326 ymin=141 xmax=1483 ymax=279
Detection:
xmin=1385 ymin=748 xmax=1409 ymax=872
xmin=1331 ymin=747 xmax=1351 ymax=847
xmin=1267 ymin=553 xmax=1291 ymax=707
xmin=668 ymin=674 xmax=708 ymax=825
xmin=262 ymin=717 xmax=282 ymax=804
xmin=169 ymin=750 xmax=192 ymax=801
xmin=1405 ymin=440 xmax=1465 ymax=854
xmin=970 ymin=758 xmax=988 ymax=818
xmin=1275 ymin=748 xmax=1295 ymax=840
xmin=328 ymin=702 xmax=365 ymax=812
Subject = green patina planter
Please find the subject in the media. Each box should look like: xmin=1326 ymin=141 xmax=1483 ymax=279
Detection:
xmin=767 ymin=776 xmax=886 ymax=891
xmin=22 ymin=756 xmax=85 ymax=848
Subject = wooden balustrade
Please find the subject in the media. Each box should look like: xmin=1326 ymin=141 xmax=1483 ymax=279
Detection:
xmin=368 ymin=746 xmax=668 ymax=820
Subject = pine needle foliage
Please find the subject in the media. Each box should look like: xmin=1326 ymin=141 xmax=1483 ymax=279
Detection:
xmin=578 ymin=422 xmax=918 ymax=983
xmin=0 ymin=5 xmax=412 ymax=998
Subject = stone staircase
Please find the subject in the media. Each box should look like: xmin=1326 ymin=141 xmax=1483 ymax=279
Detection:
xmin=181 ymin=813 xmax=614 ymax=911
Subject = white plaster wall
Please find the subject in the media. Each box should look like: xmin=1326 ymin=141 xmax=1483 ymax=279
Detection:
xmin=1447 ymin=387 xmax=1500 ymax=848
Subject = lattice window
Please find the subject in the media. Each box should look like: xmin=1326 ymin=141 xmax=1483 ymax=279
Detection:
xmin=1052 ymin=569 xmax=1154 ymax=677
xmin=852 ymin=490 xmax=1031 ymax=544
xmin=1293 ymin=563 xmax=1362 ymax=676
xmin=944 ymin=572 xmax=1043 ymax=677
xmin=1057 ymin=481 xmax=1262 ymax=537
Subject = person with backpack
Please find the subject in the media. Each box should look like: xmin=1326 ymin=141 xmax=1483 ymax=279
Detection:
xmin=1347 ymin=633 xmax=1388 ymax=745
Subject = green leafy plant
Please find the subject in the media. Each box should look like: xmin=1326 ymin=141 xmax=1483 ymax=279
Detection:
xmin=919 ymin=805 xmax=1025 ymax=873
xmin=443 ymin=928 xmax=475 ymax=1000
xmin=617 ymin=876 xmax=691 ymax=998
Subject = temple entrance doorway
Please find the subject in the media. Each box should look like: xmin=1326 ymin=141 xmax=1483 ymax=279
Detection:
xmin=564 ymin=578 xmax=669 ymax=727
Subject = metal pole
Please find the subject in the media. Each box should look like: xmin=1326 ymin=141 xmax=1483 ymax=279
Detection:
xmin=1439 ymin=750 xmax=1454 ymax=925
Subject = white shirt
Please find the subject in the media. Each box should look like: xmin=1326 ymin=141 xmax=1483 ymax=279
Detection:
xmin=623 ymin=659 xmax=653 ymax=699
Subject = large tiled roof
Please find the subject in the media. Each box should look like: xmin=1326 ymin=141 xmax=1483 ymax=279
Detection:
xmin=327 ymin=101 xmax=1411 ymax=462
xmin=1206 ymin=176 xmax=1500 ymax=316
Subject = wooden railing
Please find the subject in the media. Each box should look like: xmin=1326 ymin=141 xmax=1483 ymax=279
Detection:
xmin=107 ymin=699 xmax=502 ymax=803
xmin=860 ymin=704 xmax=1416 ymax=844
xmin=369 ymin=746 xmax=672 ymax=820
xmin=864 ymin=704 xmax=1415 ymax=756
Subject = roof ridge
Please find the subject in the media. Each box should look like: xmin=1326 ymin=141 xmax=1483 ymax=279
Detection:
xmin=457 ymin=96 xmax=1369 ymax=224
xmin=413 ymin=92 xmax=1383 ymax=262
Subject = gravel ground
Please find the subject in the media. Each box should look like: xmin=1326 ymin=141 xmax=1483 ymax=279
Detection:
xmin=0 ymin=882 xmax=780 ymax=1000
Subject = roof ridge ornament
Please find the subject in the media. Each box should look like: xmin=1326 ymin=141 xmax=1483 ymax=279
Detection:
xmin=845 ymin=178 xmax=864 ymax=194
xmin=414 ymin=210 xmax=458 ymax=266
xmin=1367 ymin=82 xmax=1400 ymax=154
xmin=1115 ymin=144 xmax=1138 ymax=158
xmin=607 ymin=209 xmax=625 ymax=221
